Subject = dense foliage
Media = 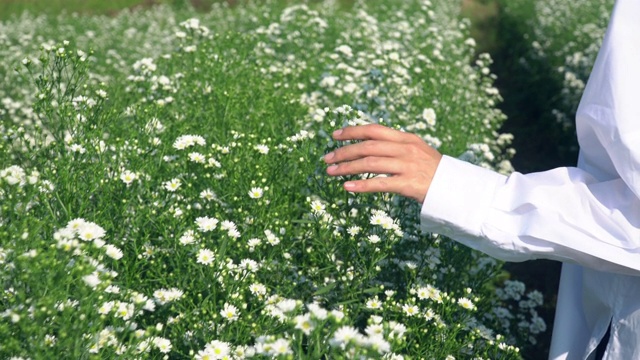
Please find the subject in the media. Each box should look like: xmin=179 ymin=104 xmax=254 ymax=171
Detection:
xmin=0 ymin=1 xmax=548 ymax=358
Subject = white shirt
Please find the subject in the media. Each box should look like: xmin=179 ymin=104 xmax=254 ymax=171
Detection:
xmin=419 ymin=0 xmax=640 ymax=359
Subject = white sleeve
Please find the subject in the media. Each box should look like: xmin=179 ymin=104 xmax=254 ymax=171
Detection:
xmin=420 ymin=155 xmax=640 ymax=276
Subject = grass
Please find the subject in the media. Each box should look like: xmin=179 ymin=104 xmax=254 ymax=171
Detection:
xmin=0 ymin=0 xmax=224 ymax=19
xmin=0 ymin=0 xmax=148 ymax=19
xmin=461 ymin=0 xmax=500 ymax=54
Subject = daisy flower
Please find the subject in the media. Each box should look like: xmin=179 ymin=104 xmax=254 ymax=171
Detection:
xmin=77 ymin=222 xmax=106 ymax=241
xmin=196 ymin=248 xmax=215 ymax=265
xmin=457 ymin=297 xmax=476 ymax=311
xmin=249 ymin=283 xmax=266 ymax=296
xmin=294 ymin=314 xmax=315 ymax=335
xmin=179 ymin=230 xmax=196 ymax=245
xmin=120 ymin=170 xmax=137 ymax=185
xmin=220 ymin=303 xmax=239 ymax=322
xmin=330 ymin=326 xmax=360 ymax=345
xmin=188 ymin=152 xmax=206 ymax=163
xmin=366 ymin=297 xmax=382 ymax=310
xmin=164 ymin=178 xmax=181 ymax=192
xmin=347 ymin=226 xmax=361 ymax=236
xmin=367 ymin=234 xmax=381 ymax=244
xmin=402 ymin=304 xmax=419 ymax=316
xmin=248 ymin=187 xmax=263 ymax=199
xmin=153 ymin=337 xmax=172 ymax=353
xmin=105 ymin=244 xmax=123 ymax=260
xmin=310 ymin=200 xmax=325 ymax=214
xmin=200 ymin=189 xmax=217 ymax=201
xmin=195 ymin=216 xmax=218 ymax=232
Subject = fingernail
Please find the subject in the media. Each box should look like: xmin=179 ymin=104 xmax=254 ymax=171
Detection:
xmin=344 ymin=182 xmax=356 ymax=189
xmin=327 ymin=165 xmax=338 ymax=173
xmin=333 ymin=129 xmax=343 ymax=137
xmin=324 ymin=152 xmax=335 ymax=161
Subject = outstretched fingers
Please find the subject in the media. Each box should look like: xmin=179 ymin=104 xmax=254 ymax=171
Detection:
xmin=326 ymin=156 xmax=407 ymax=177
xmin=324 ymin=140 xmax=408 ymax=164
xmin=343 ymin=176 xmax=426 ymax=202
xmin=332 ymin=124 xmax=420 ymax=144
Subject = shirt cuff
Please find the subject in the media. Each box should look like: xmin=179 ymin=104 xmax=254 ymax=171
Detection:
xmin=420 ymin=155 xmax=507 ymax=239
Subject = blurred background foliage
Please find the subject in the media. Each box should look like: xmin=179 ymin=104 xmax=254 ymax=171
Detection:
xmin=2 ymin=0 xmax=607 ymax=358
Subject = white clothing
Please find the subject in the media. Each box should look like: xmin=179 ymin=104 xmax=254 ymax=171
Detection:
xmin=419 ymin=0 xmax=640 ymax=359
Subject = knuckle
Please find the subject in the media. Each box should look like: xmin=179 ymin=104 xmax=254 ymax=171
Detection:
xmin=362 ymin=156 xmax=378 ymax=167
xmin=407 ymin=143 xmax=422 ymax=156
xmin=368 ymin=123 xmax=384 ymax=132
xmin=363 ymin=140 xmax=377 ymax=151
xmin=409 ymin=133 xmax=423 ymax=143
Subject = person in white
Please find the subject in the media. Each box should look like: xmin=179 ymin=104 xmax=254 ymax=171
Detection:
xmin=323 ymin=0 xmax=639 ymax=358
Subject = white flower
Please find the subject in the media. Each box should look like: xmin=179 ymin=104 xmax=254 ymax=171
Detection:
xmin=307 ymin=302 xmax=328 ymax=320
xmin=402 ymin=304 xmax=419 ymax=316
xmin=179 ymin=230 xmax=196 ymax=245
xmin=271 ymin=338 xmax=292 ymax=355
xmin=98 ymin=301 xmax=114 ymax=315
xmin=196 ymin=248 xmax=215 ymax=265
xmin=366 ymin=297 xmax=382 ymax=310
xmin=173 ymin=134 xmax=206 ymax=150
xmin=188 ymin=152 xmax=206 ymax=163
xmin=77 ymin=222 xmax=106 ymax=241
xmin=335 ymin=44 xmax=353 ymax=57
xmin=249 ymin=283 xmax=267 ymax=296
xmin=203 ymin=340 xmax=231 ymax=358
xmin=347 ymin=226 xmax=361 ymax=236
xmin=83 ymin=273 xmax=101 ymax=288
xmin=422 ymin=108 xmax=437 ymax=127
xmin=370 ymin=213 xmax=394 ymax=229
xmin=69 ymin=143 xmax=86 ymax=153
xmin=200 ymin=189 xmax=217 ymax=201
xmin=247 ymin=238 xmax=262 ymax=250
xmin=153 ymin=337 xmax=172 ymax=353
xmin=294 ymin=313 xmax=315 ymax=335
xmin=367 ymin=234 xmax=381 ymax=244
xmin=457 ymin=297 xmax=476 ymax=310
xmin=228 ymin=228 xmax=241 ymax=239
xmin=153 ymin=288 xmax=184 ymax=305
xmin=115 ymin=301 xmax=134 ymax=320
xmin=416 ymin=285 xmax=443 ymax=303
xmin=105 ymin=244 xmax=123 ymax=260
xmin=255 ymin=144 xmax=269 ymax=154
xmin=120 ymin=170 xmax=137 ymax=185
xmin=276 ymin=299 xmax=297 ymax=313
xmin=220 ymin=303 xmax=239 ymax=322
xmin=1 ymin=165 xmax=26 ymax=186
xmin=389 ymin=321 xmax=407 ymax=339
xmin=164 ymin=178 xmax=181 ymax=191
xmin=44 ymin=334 xmax=57 ymax=347
xmin=330 ymin=326 xmax=360 ymax=345
xmin=265 ymin=230 xmax=280 ymax=246
xmin=195 ymin=216 xmax=218 ymax=232
xmin=220 ymin=220 xmax=236 ymax=231
xmin=310 ymin=200 xmax=325 ymax=214
xmin=248 ymin=187 xmax=263 ymax=199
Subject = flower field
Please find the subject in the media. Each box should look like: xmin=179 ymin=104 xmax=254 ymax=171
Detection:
xmin=0 ymin=0 xmax=548 ymax=358
xmin=498 ymin=0 xmax=615 ymax=169
xmin=526 ymin=0 xmax=614 ymax=130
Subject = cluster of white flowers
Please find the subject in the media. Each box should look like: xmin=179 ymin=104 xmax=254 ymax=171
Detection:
xmin=173 ymin=134 xmax=206 ymax=150
xmin=0 ymin=0 xmax=540 ymax=357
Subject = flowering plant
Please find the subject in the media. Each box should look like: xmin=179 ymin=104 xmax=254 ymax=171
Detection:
xmin=1 ymin=1 xmax=541 ymax=358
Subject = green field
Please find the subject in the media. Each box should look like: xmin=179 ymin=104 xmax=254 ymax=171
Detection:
xmin=1 ymin=0 xmax=612 ymax=358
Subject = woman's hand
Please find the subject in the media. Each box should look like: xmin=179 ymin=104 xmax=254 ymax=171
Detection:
xmin=323 ymin=124 xmax=442 ymax=203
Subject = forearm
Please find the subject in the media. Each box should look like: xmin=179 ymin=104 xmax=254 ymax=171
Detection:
xmin=420 ymin=156 xmax=640 ymax=276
